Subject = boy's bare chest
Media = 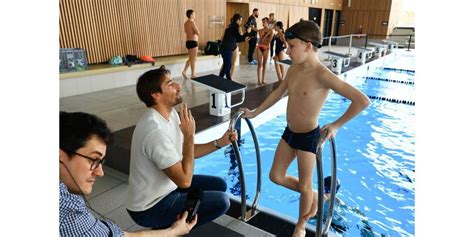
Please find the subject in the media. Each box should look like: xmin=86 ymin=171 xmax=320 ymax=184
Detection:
xmin=288 ymin=76 xmax=322 ymax=97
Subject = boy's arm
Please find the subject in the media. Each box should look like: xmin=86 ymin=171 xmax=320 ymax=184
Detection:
xmin=241 ymin=71 xmax=290 ymax=118
xmin=192 ymin=21 xmax=200 ymax=36
xmin=319 ymin=68 xmax=370 ymax=139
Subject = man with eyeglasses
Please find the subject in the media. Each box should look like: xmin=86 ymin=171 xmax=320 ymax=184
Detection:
xmin=59 ymin=111 xmax=197 ymax=236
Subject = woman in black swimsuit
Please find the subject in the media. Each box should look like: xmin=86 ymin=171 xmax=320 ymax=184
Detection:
xmin=273 ymin=21 xmax=288 ymax=81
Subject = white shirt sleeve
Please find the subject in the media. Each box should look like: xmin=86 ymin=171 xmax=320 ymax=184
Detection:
xmin=144 ymin=130 xmax=181 ymax=170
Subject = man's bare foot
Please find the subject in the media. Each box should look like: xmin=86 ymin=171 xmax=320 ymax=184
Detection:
xmin=292 ymin=224 xmax=306 ymax=237
xmin=190 ymin=74 xmax=196 ymax=79
xmin=182 ymin=71 xmax=188 ymax=79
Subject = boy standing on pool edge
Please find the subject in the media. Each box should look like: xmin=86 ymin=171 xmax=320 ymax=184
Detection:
xmin=240 ymin=20 xmax=370 ymax=237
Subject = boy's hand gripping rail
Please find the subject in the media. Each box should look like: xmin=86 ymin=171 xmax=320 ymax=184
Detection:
xmin=315 ymin=130 xmax=338 ymax=237
xmin=229 ymin=111 xmax=262 ymax=221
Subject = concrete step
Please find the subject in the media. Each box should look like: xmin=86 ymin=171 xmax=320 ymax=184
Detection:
xmin=185 ymin=214 xmax=275 ymax=237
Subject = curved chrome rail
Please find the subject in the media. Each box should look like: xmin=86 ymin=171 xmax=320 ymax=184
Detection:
xmin=315 ymin=130 xmax=338 ymax=237
xmin=228 ymin=111 xmax=262 ymax=221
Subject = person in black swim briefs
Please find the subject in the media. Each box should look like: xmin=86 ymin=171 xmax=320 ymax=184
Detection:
xmin=186 ymin=40 xmax=198 ymax=49
xmin=183 ymin=9 xmax=200 ymax=79
xmin=240 ymin=20 xmax=370 ymax=237
xmin=281 ymin=126 xmax=320 ymax=154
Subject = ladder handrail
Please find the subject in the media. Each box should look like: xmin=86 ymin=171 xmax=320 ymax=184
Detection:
xmin=315 ymin=130 xmax=338 ymax=237
xmin=229 ymin=111 xmax=262 ymax=221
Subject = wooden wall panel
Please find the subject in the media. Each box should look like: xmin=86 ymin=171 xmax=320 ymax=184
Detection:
xmin=60 ymin=0 xmax=345 ymax=64
xmin=339 ymin=0 xmax=392 ymax=37
xmin=226 ymin=3 xmax=250 ymax=54
xmin=59 ymin=0 xmax=225 ymax=64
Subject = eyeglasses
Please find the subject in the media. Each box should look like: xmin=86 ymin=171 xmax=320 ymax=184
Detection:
xmin=285 ymin=30 xmax=321 ymax=48
xmin=74 ymin=152 xmax=106 ymax=171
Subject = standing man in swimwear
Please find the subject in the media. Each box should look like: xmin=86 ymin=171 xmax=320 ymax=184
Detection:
xmin=183 ymin=9 xmax=200 ymax=79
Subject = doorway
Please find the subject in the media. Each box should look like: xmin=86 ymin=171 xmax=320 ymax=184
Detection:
xmin=226 ymin=3 xmax=250 ymax=56
xmin=322 ymin=9 xmax=333 ymax=46
xmin=332 ymin=10 xmax=341 ymax=45
xmin=308 ymin=7 xmax=322 ymax=26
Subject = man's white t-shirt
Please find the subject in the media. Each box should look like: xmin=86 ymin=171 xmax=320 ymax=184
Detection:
xmin=126 ymin=108 xmax=183 ymax=212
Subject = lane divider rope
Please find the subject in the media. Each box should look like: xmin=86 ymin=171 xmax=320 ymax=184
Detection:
xmin=361 ymin=76 xmax=414 ymax=85
xmin=367 ymin=95 xmax=415 ymax=105
xmin=380 ymin=67 xmax=415 ymax=74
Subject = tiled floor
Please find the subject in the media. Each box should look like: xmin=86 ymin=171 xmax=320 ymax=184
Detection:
xmin=61 ymin=44 xmax=379 ymax=236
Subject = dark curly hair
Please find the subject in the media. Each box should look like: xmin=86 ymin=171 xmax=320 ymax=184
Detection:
xmin=60 ymin=111 xmax=112 ymax=156
xmin=136 ymin=65 xmax=171 ymax=107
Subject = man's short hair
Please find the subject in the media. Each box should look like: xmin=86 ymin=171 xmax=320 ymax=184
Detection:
xmin=253 ymin=8 xmax=258 ymax=12
xmin=136 ymin=65 xmax=171 ymax=107
xmin=287 ymin=19 xmax=322 ymax=50
xmin=186 ymin=9 xmax=194 ymax=18
xmin=60 ymin=111 xmax=112 ymax=156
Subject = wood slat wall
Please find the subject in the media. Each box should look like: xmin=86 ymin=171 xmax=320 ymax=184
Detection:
xmin=195 ymin=0 xmax=342 ymax=57
xmin=60 ymin=0 xmax=225 ymax=64
xmin=339 ymin=0 xmax=392 ymax=38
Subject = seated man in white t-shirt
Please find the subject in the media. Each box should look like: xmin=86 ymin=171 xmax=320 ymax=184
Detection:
xmin=126 ymin=65 xmax=237 ymax=230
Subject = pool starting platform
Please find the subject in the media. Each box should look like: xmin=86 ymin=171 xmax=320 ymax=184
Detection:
xmin=382 ymin=40 xmax=399 ymax=53
xmin=369 ymin=42 xmax=388 ymax=58
xmin=353 ymin=47 xmax=374 ymax=64
xmin=191 ymin=74 xmax=246 ymax=117
xmin=323 ymin=51 xmax=351 ymax=75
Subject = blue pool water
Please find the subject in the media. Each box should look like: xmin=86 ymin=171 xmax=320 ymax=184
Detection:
xmin=195 ymin=50 xmax=415 ymax=236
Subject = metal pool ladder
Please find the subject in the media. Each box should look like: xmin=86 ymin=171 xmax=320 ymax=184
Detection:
xmin=228 ymin=111 xmax=262 ymax=221
xmin=228 ymin=111 xmax=337 ymax=236
xmin=315 ymin=130 xmax=338 ymax=237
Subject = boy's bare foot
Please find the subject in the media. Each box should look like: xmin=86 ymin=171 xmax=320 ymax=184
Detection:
xmin=182 ymin=71 xmax=188 ymax=79
xmin=292 ymin=224 xmax=306 ymax=237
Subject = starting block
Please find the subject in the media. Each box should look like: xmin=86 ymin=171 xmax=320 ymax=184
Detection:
xmin=368 ymin=42 xmax=388 ymax=58
xmin=322 ymin=51 xmax=351 ymax=75
xmin=191 ymin=74 xmax=246 ymax=117
xmin=382 ymin=40 xmax=399 ymax=53
xmin=353 ymin=47 xmax=374 ymax=64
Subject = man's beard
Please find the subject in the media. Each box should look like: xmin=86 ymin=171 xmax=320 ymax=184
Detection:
xmin=173 ymin=96 xmax=183 ymax=106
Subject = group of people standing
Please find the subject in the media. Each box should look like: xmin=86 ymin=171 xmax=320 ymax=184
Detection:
xmin=182 ymin=8 xmax=289 ymax=85
xmin=245 ymin=9 xmax=288 ymax=84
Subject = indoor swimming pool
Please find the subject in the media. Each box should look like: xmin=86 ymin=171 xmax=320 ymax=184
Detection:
xmin=195 ymin=49 xmax=415 ymax=236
